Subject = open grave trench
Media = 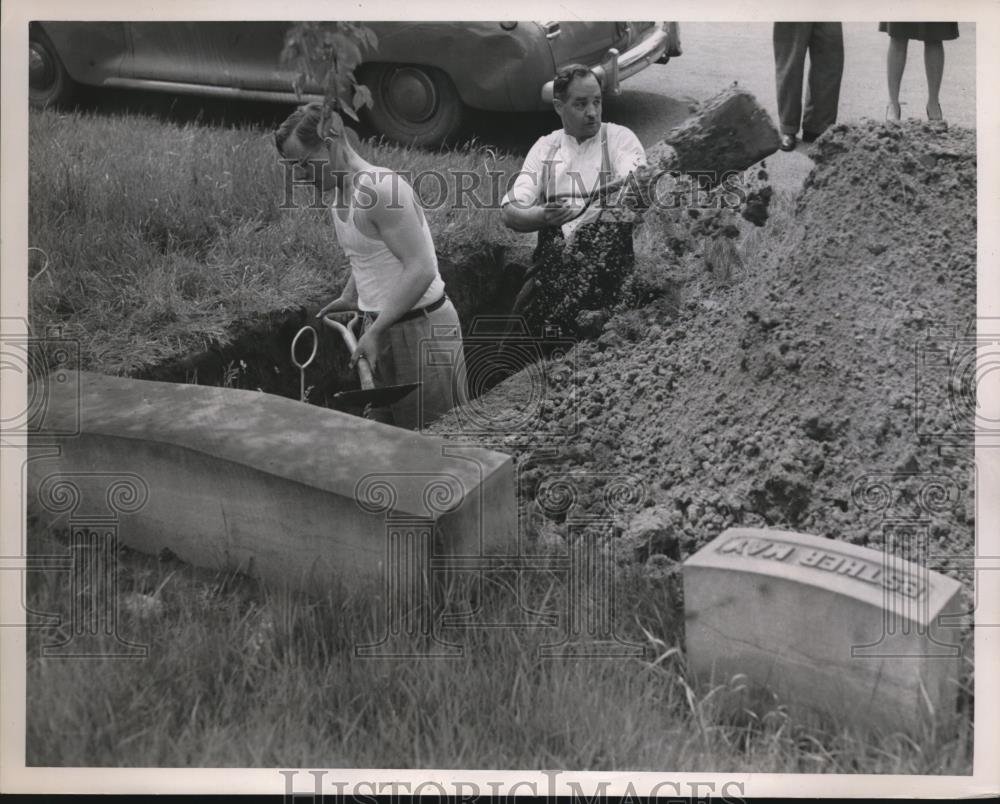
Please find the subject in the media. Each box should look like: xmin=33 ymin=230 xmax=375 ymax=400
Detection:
xmin=127 ymin=88 xmax=780 ymax=417
xmin=130 ymin=243 xmax=544 ymax=410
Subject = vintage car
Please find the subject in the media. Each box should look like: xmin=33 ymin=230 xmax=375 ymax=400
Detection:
xmin=29 ymin=21 xmax=681 ymax=146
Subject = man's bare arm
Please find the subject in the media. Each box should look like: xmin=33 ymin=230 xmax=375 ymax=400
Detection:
xmin=316 ymin=274 xmax=359 ymax=317
xmin=363 ymin=179 xmax=437 ymax=332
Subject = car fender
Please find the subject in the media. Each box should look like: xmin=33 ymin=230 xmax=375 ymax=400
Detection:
xmin=34 ymin=22 xmax=128 ymax=87
xmin=368 ymin=21 xmax=555 ymax=112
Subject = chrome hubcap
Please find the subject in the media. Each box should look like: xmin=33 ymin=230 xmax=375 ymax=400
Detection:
xmin=385 ymin=67 xmax=437 ymax=123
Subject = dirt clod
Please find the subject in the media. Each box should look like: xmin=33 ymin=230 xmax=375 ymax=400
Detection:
xmin=658 ymin=86 xmax=782 ymax=175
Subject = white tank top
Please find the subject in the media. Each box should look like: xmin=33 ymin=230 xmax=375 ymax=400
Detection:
xmin=331 ymin=177 xmax=445 ymax=313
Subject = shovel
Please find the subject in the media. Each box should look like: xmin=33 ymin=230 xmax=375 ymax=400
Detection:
xmin=320 ymin=313 xmax=421 ymax=412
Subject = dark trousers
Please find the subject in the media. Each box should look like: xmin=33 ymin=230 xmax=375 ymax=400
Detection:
xmin=773 ymin=22 xmax=844 ymax=136
xmin=362 ymin=299 xmax=467 ymax=431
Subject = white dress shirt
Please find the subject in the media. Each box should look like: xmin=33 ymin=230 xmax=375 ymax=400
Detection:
xmin=502 ymin=122 xmax=646 ymax=239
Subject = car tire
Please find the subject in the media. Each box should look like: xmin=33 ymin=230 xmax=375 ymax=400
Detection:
xmin=29 ymin=27 xmax=75 ymax=108
xmin=359 ymin=63 xmax=465 ymax=148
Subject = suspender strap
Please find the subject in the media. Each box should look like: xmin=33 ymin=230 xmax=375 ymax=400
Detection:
xmin=599 ymin=123 xmax=611 ymax=185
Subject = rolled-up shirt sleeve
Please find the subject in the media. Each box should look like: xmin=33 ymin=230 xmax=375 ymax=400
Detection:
xmin=501 ymin=135 xmax=550 ymax=209
xmin=611 ymin=125 xmax=647 ymax=177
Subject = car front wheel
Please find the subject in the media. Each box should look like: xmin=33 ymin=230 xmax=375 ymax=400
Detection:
xmin=359 ymin=63 xmax=464 ymax=148
xmin=29 ymin=29 xmax=75 ymax=108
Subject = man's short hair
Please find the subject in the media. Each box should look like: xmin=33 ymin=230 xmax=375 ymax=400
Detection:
xmin=553 ymin=64 xmax=601 ymax=101
xmin=273 ymin=102 xmax=359 ymax=154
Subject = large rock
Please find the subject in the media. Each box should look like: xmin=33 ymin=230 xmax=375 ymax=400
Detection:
xmin=649 ymin=86 xmax=781 ymax=176
xmin=27 ymin=371 xmax=516 ymax=598
xmin=683 ymin=527 xmax=963 ymax=736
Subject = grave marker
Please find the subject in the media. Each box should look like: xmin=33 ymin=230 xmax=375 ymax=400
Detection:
xmin=28 ymin=371 xmax=515 ymax=598
xmin=683 ymin=528 xmax=964 ymax=735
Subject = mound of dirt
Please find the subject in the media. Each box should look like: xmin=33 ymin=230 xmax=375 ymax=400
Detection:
xmin=432 ymin=120 xmax=976 ymax=588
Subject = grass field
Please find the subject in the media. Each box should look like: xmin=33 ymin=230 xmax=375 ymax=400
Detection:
xmin=24 ymin=108 xmax=974 ymax=773
xmin=28 ymin=108 xmax=522 ymax=376
xmin=24 ymin=522 xmax=972 ymax=771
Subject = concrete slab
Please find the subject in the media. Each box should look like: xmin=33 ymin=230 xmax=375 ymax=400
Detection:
xmin=683 ymin=528 xmax=964 ymax=735
xmin=28 ymin=371 xmax=515 ymax=596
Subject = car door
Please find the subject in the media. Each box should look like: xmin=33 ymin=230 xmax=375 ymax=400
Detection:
xmin=122 ymin=22 xmax=296 ymax=91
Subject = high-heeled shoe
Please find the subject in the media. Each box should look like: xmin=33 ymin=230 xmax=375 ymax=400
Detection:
xmin=885 ymin=101 xmax=901 ymax=122
xmin=927 ymin=101 xmax=944 ymax=121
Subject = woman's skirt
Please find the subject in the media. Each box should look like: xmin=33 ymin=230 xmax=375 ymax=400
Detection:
xmin=879 ymin=22 xmax=960 ymax=42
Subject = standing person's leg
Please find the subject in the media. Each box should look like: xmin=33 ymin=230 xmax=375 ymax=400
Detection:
xmin=773 ymin=22 xmax=811 ymax=145
xmin=802 ymin=22 xmax=844 ymax=139
xmin=886 ymin=36 xmax=909 ymax=119
xmin=924 ymin=40 xmax=945 ymax=119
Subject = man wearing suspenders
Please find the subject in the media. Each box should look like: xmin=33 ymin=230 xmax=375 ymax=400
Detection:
xmin=501 ymin=64 xmax=647 ymax=335
xmin=274 ymin=102 xmax=467 ymax=430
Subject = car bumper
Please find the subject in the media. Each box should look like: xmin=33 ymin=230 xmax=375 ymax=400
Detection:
xmin=541 ymin=22 xmax=680 ymax=103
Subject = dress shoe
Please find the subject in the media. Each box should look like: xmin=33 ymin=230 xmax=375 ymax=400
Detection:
xmin=779 ymin=133 xmax=797 ymax=151
xmin=801 ymin=130 xmax=821 ymax=143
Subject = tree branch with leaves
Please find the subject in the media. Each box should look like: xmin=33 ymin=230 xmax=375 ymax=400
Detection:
xmin=281 ymin=22 xmax=378 ymax=132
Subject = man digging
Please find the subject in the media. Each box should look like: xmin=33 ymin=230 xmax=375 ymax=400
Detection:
xmin=501 ymin=64 xmax=648 ymax=336
xmin=275 ymin=102 xmax=467 ymax=430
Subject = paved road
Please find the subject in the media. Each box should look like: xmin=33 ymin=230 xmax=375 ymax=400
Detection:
xmin=610 ymin=22 xmax=976 ymax=144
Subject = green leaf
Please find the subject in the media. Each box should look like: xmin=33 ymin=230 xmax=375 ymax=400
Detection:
xmin=353 ymin=84 xmax=374 ymax=110
xmin=336 ymin=72 xmax=354 ymax=105
xmin=327 ymin=110 xmax=345 ymax=136
xmin=330 ymin=33 xmax=362 ymax=70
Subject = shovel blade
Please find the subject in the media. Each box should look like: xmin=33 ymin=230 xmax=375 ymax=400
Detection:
xmin=333 ymin=382 xmax=420 ymax=410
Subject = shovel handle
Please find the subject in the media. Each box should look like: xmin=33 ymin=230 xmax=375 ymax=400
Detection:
xmin=356 ymin=355 xmax=376 ymax=390
xmin=321 ymin=314 xmax=379 ymax=391
xmin=321 ymin=313 xmax=360 ymax=352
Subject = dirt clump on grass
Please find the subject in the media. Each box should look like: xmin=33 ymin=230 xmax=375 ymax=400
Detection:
xmin=432 ymin=120 xmax=976 ymax=585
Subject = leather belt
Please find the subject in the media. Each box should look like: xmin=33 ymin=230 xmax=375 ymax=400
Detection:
xmin=362 ymin=293 xmax=448 ymax=325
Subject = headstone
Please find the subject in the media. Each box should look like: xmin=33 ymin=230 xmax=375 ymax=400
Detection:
xmin=683 ymin=528 xmax=964 ymax=735
xmin=28 ymin=371 xmax=516 ymax=597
